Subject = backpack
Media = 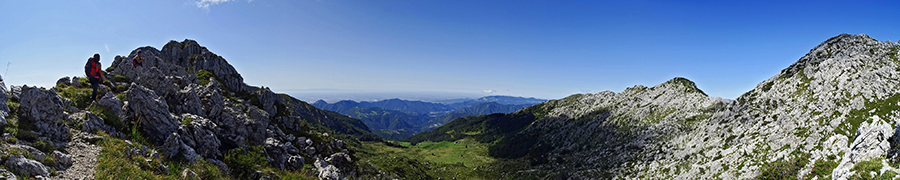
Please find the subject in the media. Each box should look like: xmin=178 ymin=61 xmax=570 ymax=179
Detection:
xmin=84 ymin=57 xmax=99 ymax=80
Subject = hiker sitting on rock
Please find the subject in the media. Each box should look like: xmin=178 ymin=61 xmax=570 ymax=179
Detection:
xmin=85 ymin=53 xmax=107 ymax=101
xmin=132 ymin=49 xmax=145 ymax=67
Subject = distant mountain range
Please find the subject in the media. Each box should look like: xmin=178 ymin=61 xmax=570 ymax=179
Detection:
xmin=312 ymin=95 xmax=547 ymax=140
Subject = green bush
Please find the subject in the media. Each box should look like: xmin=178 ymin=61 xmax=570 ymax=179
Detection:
xmin=812 ymin=158 xmax=838 ymax=179
xmin=56 ymin=86 xmax=94 ymax=109
xmin=196 ymin=70 xmax=216 ymax=86
xmin=757 ymin=154 xmax=809 ymax=180
xmin=224 ymin=146 xmax=268 ymax=179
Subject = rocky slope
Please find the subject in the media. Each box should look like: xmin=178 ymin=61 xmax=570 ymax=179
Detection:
xmin=0 ymin=39 xmax=381 ymax=179
xmin=408 ymin=34 xmax=900 ymax=179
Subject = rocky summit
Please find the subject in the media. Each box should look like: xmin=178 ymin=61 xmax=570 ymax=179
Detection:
xmin=0 ymin=39 xmax=381 ymax=179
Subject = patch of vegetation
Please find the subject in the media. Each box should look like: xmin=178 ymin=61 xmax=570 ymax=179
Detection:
xmin=181 ymin=116 xmax=194 ymax=126
xmin=850 ymin=158 xmax=896 ymax=180
xmin=112 ymin=74 xmax=130 ymax=83
xmin=223 ymin=146 xmax=268 ymax=179
xmin=762 ymin=81 xmax=775 ymax=92
xmin=55 ymin=84 xmax=94 ymax=109
xmin=842 ymin=93 xmax=900 ymax=137
xmin=32 ymin=139 xmax=55 ymax=153
xmin=195 ymin=69 xmax=215 ymax=86
xmin=356 ymin=139 xmax=511 ymax=179
xmin=756 ymin=153 xmax=809 ymax=180
xmin=811 ymin=156 xmax=838 ymax=179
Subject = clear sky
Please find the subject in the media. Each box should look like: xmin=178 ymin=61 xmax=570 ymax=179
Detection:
xmin=1 ymin=0 xmax=899 ymax=100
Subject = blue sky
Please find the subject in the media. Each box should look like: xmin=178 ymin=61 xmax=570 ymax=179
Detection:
xmin=1 ymin=0 xmax=898 ymax=100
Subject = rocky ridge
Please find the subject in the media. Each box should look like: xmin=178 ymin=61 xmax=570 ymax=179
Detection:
xmin=409 ymin=34 xmax=900 ymax=179
xmin=0 ymin=39 xmax=380 ymax=179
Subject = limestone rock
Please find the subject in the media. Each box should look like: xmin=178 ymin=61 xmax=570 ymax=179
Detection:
xmin=176 ymin=114 xmax=221 ymax=158
xmin=17 ymin=85 xmax=71 ymax=142
xmin=171 ymin=84 xmax=205 ymax=117
xmin=199 ymin=80 xmax=224 ymax=118
xmin=161 ymin=133 xmax=199 ymax=162
xmin=71 ymin=77 xmax=84 ymax=88
xmin=97 ymin=92 xmax=124 ymax=119
xmin=55 ymin=77 xmax=71 ymax=86
xmin=0 ymin=75 xmax=8 ymax=125
xmin=51 ymin=150 xmax=73 ymax=170
xmin=287 ymin=155 xmax=305 ymax=170
xmin=257 ymin=88 xmax=277 ymax=117
xmin=5 ymin=155 xmax=50 ymax=177
xmin=833 ymin=116 xmax=895 ymax=179
xmin=181 ymin=168 xmax=198 ymax=179
xmin=125 ymin=83 xmax=177 ymax=142
xmin=315 ymin=158 xmax=344 ymax=180
xmin=0 ymin=168 xmax=16 ymax=180
xmin=77 ymin=111 xmax=118 ymax=136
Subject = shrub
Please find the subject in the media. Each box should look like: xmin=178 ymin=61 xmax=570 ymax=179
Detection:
xmin=196 ymin=70 xmax=216 ymax=86
xmin=56 ymin=86 xmax=94 ymax=109
xmin=757 ymin=154 xmax=809 ymax=180
xmin=224 ymin=146 xmax=268 ymax=179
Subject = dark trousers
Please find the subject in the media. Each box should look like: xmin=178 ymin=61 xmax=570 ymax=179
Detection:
xmin=90 ymin=77 xmax=100 ymax=100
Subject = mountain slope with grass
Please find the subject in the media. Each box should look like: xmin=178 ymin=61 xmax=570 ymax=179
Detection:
xmin=405 ymin=34 xmax=900 ymax=179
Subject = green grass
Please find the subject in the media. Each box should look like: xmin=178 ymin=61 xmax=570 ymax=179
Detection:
xmin=196 ymin=69 xmax=215 ymax=86
xmin=848 ymin=158 xmax=899 ymax=180
xmin=223 ymin=146 xmax=268 ymax=179
xmin=756 ymin=153 xmax=809 ymax=180
xmin=356 ymin=138 xmax=524 ymax=179
xmin=55 ymin=84 xmax=94 ymax=109
xmin=811 ymin=158 xmax=838 ymax=179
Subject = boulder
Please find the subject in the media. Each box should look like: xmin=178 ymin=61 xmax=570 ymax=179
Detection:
xmin=181 ymin=168 xmax=199 ymax=179
xmin=5 ymin=155 xmax=50 ymax=177
xmin=97 ymin=92 xmax=125 ymax=119
xmin=287 ymin=155 xmax=305 ymax=170
xmin=257 ymin=88 xmax=277 ymax=117
xmin=265 ymin=137 xmax=289 ymax=170
xmin=125 ymin=83 xmax=177 ymax=142
xmin=0 ymin=75 xmax=8 ymax=125
xmin=199 ymin=80 xmax=224 ymax=118
xmin=17 ymin=85 xmax=71 ymax=142
xmin=171 ymin=84 xmax=204 ymax=117
xmin=51 ymin=150 xmax=73 ymax=170
xmin=177 ymin=114 xmax=221 ymax=158
xmin=71 ymin=77 xmax=84 ymax=88
xmin=9 ymin=85 xmax=22 ymax=101
xmin=315 ymin=158 xmax=343 ymax=180
xmin=161 ymin=133 xmax=200 ymax=162
xmin=78 ymin=111 xmax=118 ymax=135
xmin=326 ymin=152 xmax=353 ymax=172
xmin=56 ymin=76 xmax=71 ymax=86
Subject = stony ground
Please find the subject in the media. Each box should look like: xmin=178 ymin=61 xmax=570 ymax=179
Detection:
xmin=53 ymin=131 xmax=101 ymax=180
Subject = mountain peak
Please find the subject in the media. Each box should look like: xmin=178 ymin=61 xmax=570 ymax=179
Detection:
xmin=779 ymin=34 xmax=896 ymax=78
xmin=652 ymin=77 xmax=707 ymax=96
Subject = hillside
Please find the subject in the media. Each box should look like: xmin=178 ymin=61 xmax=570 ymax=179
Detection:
xmin=406 ymin=34 xmax=900 ymax=179
xmin=312 ymin=96 xmax=546 ymax=140
xmin=0 ymin=39 xmax=385 ymax=179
